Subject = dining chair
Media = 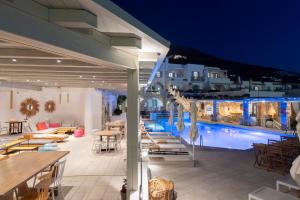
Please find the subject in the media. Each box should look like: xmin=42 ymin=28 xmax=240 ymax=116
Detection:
xmin=49 ymin=160 xmax=66 ymax=200
xmin=20 ymin=168 xmax=54 ymax=200
xmin=92 ymin=131 xmax=106 ymax=153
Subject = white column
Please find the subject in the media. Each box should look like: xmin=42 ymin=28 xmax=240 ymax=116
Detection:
xmin=127 ymin=68 xmax=139 ymax=194
xmin=84 ymin=89 xmax=102 ymax=134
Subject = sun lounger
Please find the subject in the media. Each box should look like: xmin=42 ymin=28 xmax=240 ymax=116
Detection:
xmin=248 ymin=186 xmax=298 ymax=200
xmin=142 ymin=139 xmax=181 ymax=144
xmin=148 ymin=132 xmax=172 ymax=136
xmin=276 ymin=176 xmax=300 ymax=192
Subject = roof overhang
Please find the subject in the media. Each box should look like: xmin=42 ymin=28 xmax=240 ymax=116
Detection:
xmin=0 ymin=0 xmax=170 ymax=90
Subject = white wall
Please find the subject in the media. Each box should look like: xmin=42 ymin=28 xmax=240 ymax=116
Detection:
xmin=0 ymin=87 xmax=115 ymax=132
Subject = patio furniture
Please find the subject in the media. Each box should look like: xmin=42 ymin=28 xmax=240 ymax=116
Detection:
xmin=21 ymin=168 xmax=55 ymax=200
xmin=148 ymin=177 xmax=175 ymax=200
xmin=0 ymin=151 xmax=69 ymax=198
xmin=253 ymin=143 xmax=268 ymax=169
xmin=248 ymin=186 xmax=298 ymax=200
xmin=276 ymin=176 xmax=300 ymax=192
xmin=266 ymin=139 xmax=286 ymax=174
xmin=47 ymin=159 xmax=66 ymax=200
xmin=109 ymin=133 xmax=122 ymax=152
xmin=97 ymin=130 xmax=122 ymax=152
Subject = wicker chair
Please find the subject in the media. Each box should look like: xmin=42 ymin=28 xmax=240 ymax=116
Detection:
xmin=149 ymin=177 xmax=175 ymax=200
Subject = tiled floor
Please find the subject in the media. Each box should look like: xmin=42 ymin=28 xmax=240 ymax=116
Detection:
xmin=58 ymin=135 xmax=126 ymax=200
xmin=149 ymin=146 xmax=288 ymax=200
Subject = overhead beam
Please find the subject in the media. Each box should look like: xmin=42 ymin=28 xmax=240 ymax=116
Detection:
xmin=0 ymin=66 xmax=126 ymax=72
xmin=111 ymin=36 xmax=141 ymax=49
xmin=0 ymin=3 xmax=137 ymax=69
xmin=0 ymin=58 xmax=97 ymax=67
xmin=49 ymin=9 xmax=97 ymax=29
xmin=0 ymin=48 xmax=67 ymax=59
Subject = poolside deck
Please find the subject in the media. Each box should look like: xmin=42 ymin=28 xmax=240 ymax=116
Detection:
xmin=149 ymin=145 xmax=289 ymax=200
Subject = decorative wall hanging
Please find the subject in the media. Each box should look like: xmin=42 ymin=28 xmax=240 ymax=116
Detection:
xmin=9 ymin=90 xmax=13 ymax=109
xmin=67 ymin=93 xmax=69 ymax=104
xmin=20 ymin=98 xmax=39 ymax=118
xmin=45 ymin=100 xmax=56 ymax=113
xmin=59 ymin=93 xmax=62 ymax=104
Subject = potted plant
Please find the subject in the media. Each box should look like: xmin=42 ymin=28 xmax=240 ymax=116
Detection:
xmin=120 ymin=178 xmax=127 ymax=200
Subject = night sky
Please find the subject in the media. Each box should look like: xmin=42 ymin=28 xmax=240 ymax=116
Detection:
xmin=112 ymin=0 xmax=300 ymax=73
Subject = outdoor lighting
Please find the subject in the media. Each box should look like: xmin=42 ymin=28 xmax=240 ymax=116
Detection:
xmin=56 ymin=59 xmax=62 ymax=63
xmin=12 ymin=59 xmax=17 ymax=62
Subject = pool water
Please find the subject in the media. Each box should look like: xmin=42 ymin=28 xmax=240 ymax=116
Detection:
xmin=144 ymin=119 xmax=293 ymax=150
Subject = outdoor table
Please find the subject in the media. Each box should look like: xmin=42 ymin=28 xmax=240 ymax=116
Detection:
xmin=5 ymin=121 xmax=25 ymax=135
xmin=97 ymin=130 xmax=121 ymax=152
xmin=0 ymin=151 xmax=69 ymax=197
xmin=106 ymin=123 xmax=125 ymax=131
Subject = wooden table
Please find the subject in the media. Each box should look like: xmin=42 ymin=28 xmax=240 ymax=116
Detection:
xmin=5 ymin=121 xmax=25 ymax=135
xmin=97 ymin=130 xmax=121 ymax=152
xmin=106 ymin=123 xmax=125 ymax=131
xmin=0 ymin=151 xmax=69 ymax=197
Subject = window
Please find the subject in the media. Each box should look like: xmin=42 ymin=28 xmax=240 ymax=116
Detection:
xmin=156 ymin=71 xmax=161 ymax=78
xmin=193 ymin=71 xmax=199 ymax=79
xmin=168 ymin=72 xmax=173 ymax=78
xmin=173 ymin=85 xmax=178 ymax=89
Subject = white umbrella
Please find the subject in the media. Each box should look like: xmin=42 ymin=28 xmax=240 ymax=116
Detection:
xmin=176 ymin=104 xmax=185 ymax=132
xmin=296 ymin=111 xmax=300 ymax=141
xmin=189 ymin=101 xmax=199 ymax=167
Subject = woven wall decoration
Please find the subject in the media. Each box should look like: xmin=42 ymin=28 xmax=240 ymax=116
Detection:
xmin=45 ymin=100 xmax=56 ymax=113
xmin=20 ymin=98 xmax=39 ymax=118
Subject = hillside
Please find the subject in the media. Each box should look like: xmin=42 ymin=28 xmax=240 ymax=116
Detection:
xmin=167 ymin=46 xmax=300 ymax=83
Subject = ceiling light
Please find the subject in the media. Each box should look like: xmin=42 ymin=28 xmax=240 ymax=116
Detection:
xmin=79 ymin=75 xmax=82 ymax=78
xmin=56 ymin=59 xmax=62 ymax=63
xmin=37 ymin=80 xmax=40 ymax=82
xmin=26 ymin=79 xmax=30 ymax=82
xmin=12 ymin=59 xmax=17 ymax=62
xmin=92 ymin=76 xmax=96 ymax=78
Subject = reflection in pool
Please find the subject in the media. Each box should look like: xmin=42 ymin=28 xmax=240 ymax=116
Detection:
xmin=144 ymin=119 xmax=293 ymax=150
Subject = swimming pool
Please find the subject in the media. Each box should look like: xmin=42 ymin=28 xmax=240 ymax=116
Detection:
xmin=144 ymin=119 xmax=293 ymax=150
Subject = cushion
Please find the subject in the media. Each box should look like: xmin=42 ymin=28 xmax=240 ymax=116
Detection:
xmin=49 ymin=123 xmax=60 ymax=128
xmin=38 ymin=146 xmax=58 ymax=152
xmin=36 ymin=122 xmax=48 ymax=131
xmin=44 ymin=143 xmax=58 ymax=147
xmin=74 ymin=129 xmax=84 ymax=137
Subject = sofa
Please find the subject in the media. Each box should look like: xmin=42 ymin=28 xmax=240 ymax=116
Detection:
xmin=35 ymin=121 xmax=76 ymax=134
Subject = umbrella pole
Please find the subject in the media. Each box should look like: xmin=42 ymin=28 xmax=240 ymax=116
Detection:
xmin=192 ymin=141 xmax=195 ymax=167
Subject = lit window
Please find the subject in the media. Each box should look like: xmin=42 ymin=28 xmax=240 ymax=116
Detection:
xmin=156 ymin=71 xmax=161 ymax=78
xmin=173 ymin=85 xmax=177 ymax=89
xmin=193 ymin=71 xmax=199 ymax=78
xmin=168 ymin=72 xmax=173 ymax=78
